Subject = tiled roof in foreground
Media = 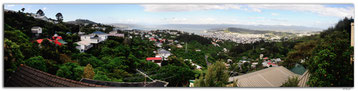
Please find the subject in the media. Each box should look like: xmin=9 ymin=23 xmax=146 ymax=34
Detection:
xmin=5 ymin=65 xmax=106 ymax=87
xmin=229 ymin=66 xmax=301 ymax=87
xmin=298 ymin=70 xmax=310 ymax=87
xmin=80 ymin=78 xmax=169 ymax=87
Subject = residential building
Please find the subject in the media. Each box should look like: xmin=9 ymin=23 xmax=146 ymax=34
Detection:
xmin=31 ymin=26 xmax=42 ymax=37
xmin=146 ymin=57 xmax=163 ymax=66
xmin=76 ymin=40 xmax=93 ymax=52
xmin=5 ymin=64 xmax=168 ymax=87
xmin=155 ymin=42 xmax=163 ymax=47
xmin=156 ymin=48 xmax=171 ymax=60
xmin=176 ymin=44 xmax=183 ymax=48
xmin=91 ymin=31 xmax=108 ymax=42
xmin=77 ymin=31 xmax=108 ymax=52
xmin=35 ymin=34 xmax=67 ymax=46
xmin=229 ymin=66 xmax=300 ymax=87
xmin=298 ymin=70 xmax=310 ymax=87
xmin=31 ymin=26 xmax=42 ymax=34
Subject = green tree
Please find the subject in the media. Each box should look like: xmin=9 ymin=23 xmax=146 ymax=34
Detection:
xmin=72 ymin=53 xmax=104 ymax=68
xmin=25 ymin=56 xmax=47 ymax=72
xmin=94 ymin=71 xmax=111 ymax=81
xmin=56 ymin=62 xmax=84 ymax=81
xmin=4 ymin=38 xmax=24 ymax=79
xmin=83 ymin=64 xmax=95 ymax=79
xmin=281 ymin=76 xmax=299 ymax=87
xmin=55 ymin=13 xmax=63 ymax=22
xmin=306 ymin=18 xmax=354 ymax=87
xmin=36 ymin=9 xmax=44 ymax=16
xmin=195 ymin=61 xmax=229 ymax=87
xmin=60 ymin=54 xmax=72 ymax=63
xmin=194 ymin=72 xmax=206 ymax=87
xmin=21 ymin=8 xmax=25 ymax=12
xmin=283 ymin=40 xmax=317 ymax=69
xmin=155 ymin=65 xmax=195 ymax=87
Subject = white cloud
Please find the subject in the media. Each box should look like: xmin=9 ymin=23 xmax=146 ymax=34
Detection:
xmin=42 ymin=7 xmax=47 ymax=10
xmin=248 ymin=4 xmax=354 ymax=18
xmin=271 ymin=13 xmax=279 ymax=16
xmin=251 ymin=8 xmax=262 ymax=13
xmin=141 ymin=4 xmax=242 ymax=12
xmin=141 ymin=4 xmax=353 ymax=18
xmin=6 ymin=5 xmax=15 ymax=7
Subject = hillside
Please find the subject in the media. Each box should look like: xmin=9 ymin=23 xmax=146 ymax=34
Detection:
xmin=66 ymin=19 xmax=97 ymax=25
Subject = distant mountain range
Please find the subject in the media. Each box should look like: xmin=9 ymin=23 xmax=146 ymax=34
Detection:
xmin=109 ymin=23 xmax=323 ymax=33
xmin=66 ymin=18 xmax=323 ymax=33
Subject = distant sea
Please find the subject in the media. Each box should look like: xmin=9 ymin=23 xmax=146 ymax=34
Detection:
xmin=132 ymin=27 xmax=211 ymax=35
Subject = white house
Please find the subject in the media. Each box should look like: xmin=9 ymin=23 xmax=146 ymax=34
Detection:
xmin=80 ymin=35 xmax=101 ymax=44
xmin=91 ymin=31 xmax=108 ymax=42
xmin=31 ymin=13 xmax=49 ymax=21
xmin=155 ymin=42 xmax=163 ymax=47
xmin=156 ymin=48 xmax=171 ymax=60
xmin=31 ymin=26 xmax=42 ymax=37
xmin=76 ymin=31 xmax=108 ymax=52
xmin=146 ymin=57 xmax=163 ymax=66
xmin=76 ymin=40 xmax=93 ymax=52
xmin=176 ymin=44 xmax=183 ymax=48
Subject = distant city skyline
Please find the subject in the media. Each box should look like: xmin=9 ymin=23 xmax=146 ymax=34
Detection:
xmin=4 ymin=4 xmax=354 ymax=29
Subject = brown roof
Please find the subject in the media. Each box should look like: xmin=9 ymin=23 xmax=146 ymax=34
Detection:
xmin=229 ymin=66 xmax=301 ymax=87
xmin=5 ymin=65 xmax=106 ymax=87
xmin=298 ymin=70 xmax=310 ymax=87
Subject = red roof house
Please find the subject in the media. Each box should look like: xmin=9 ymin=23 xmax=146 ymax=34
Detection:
xmin=146 ymin=57 xmax=163 ymax=66
xmin=149 ymin=38 xmax=157 ymax=41
xmin=146 ymin=57 xmax=162 ymax=61
xmin=263 ymin=57 xmax=269 ymax=60
xmin=35 ymin=34 xmax=67 ymax=46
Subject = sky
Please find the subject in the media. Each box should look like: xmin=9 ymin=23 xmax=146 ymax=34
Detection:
xmin=4 ymin=4 xmax=354 ymax=29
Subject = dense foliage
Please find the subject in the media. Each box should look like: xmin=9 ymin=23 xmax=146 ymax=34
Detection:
xmin=194 ymin=61 xmax=229 ymax=87
xmin=306 ymin=18 xmax=354 ymax=87
xmin=281 ymin=76 xmax=299 ymax=87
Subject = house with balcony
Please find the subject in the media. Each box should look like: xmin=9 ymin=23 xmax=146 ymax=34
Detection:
xmin=76 ymin=31 xmax=108 ymax=52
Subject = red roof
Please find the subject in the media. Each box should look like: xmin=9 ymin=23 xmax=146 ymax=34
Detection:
xmin=36 ymin=38 xmax=52 ymax=44
xmin=35 ymin=38 xmax=64 ymax=46
xmin=36 ymin=39 xmax=44 ymax=43
xmin=264 ymin=57 xmax=269 ymax=60
xmin=267 ymin=62 xmax=277 ymax=65
xmin=149 ymin=38 xmax=157 ymax=41
xmin=52 ymin=36 xmax=63 ymax=40
xmin=146 ymin=57 xmax=162 ymax=60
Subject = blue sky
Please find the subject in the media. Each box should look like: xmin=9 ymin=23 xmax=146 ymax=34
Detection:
xmin=4 ymin=4 xmax=354 ymax=29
